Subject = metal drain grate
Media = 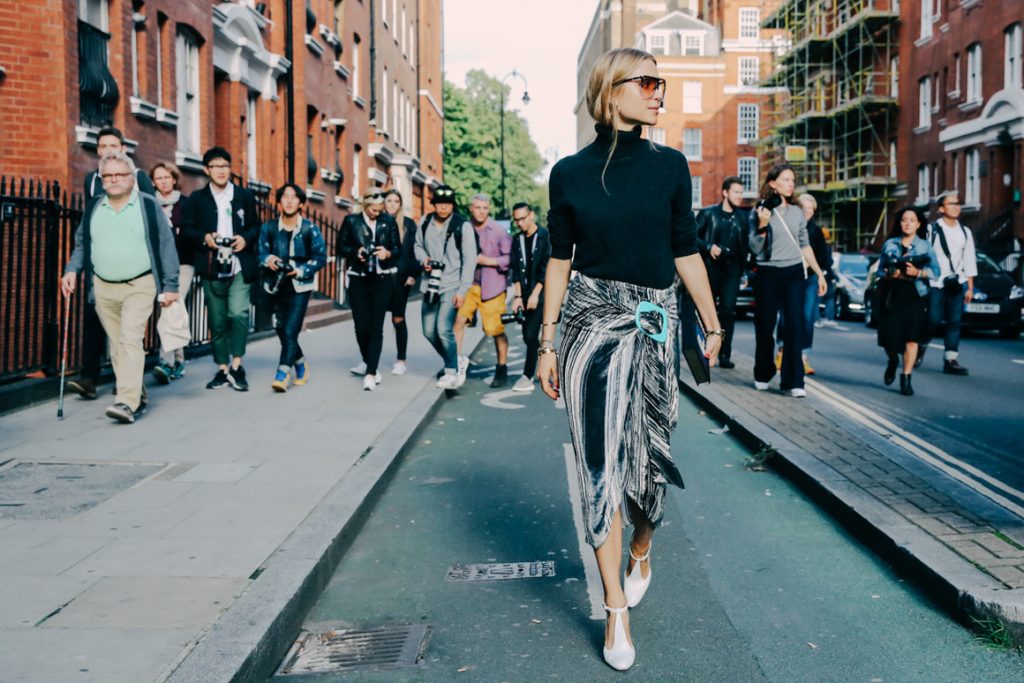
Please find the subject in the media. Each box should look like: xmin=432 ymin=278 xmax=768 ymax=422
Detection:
xmin=446 ymin=560 xmax=556 ymax=581
xmin=276 ymin=624 xmax=429 ymax=676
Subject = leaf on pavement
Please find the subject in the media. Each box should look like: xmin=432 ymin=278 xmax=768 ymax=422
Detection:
xmin=807 ymin=642 xmax=818 ymax=650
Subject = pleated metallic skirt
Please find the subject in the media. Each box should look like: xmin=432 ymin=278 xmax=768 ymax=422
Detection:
xmin=559 ymin=274 xmax=684 ymax=548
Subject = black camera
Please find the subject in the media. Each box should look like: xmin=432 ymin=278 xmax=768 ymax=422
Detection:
xmin=887 ymin=254 xmax=930 ymax=277
xmin=363 ymin=243 xmax=379 ymax=274
xmin=424 ymin=260 xmax=446 ymax=304
xmin=264 ymin=259 xmax=294 ymax=295
xmin=500 ymin=309 xmax=526 ymax=325
xmin=943 ymin=274 xmax=963 ymax=293
xmin=755 ymin=194 xmax=783 ymax=213
xmin=213 ymin=236 xmax=236 ymax=278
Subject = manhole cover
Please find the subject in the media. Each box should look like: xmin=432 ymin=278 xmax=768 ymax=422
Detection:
xmin=276 ymin=624 xmax=429 ymax=676
xmin=446 ymin=561 xmax=556 ymax=581
xmin=0 ymin=462 xmax=162 ymax=520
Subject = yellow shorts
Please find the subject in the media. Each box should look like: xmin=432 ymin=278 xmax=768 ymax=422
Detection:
xmin=458 ymin=284 xmax=506 ymax=336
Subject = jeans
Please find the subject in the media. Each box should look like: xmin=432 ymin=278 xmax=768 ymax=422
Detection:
xmin=272 ymin=284 xmax=311 ymax=367
xmin=754 ymin=264 xmax=805 ymax=389
xmin=348 ymin=275 xmax=392 ymax=375
xmin=822 ymin=278 xmax=836 ymax=320
xmin=802 ymin=273 xmax=818 ymax=351
xmin=926 ymin=286 xmax=965 ymax=355
xmin=204 ymin=276 xmax=252 ymax=365
xmin=521 ymin=304 xmax=543 ymax=379
xmin=706 ymin=263 xmax=741 ymax=360
xmin=421 ymin=290 xmax=458 ymax=371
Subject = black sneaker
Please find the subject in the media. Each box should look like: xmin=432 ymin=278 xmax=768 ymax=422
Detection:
xmin=152 ymin=362 xmax=172 ymax=385
xmin=943 ymin=359 xmax=969 ymax=376
xmin=489 ymin=365 xmax=509 ymax=389
xmin=105 ymin=403 xmax=135 ymax=424
xmin=718 ymin=357 xmax=735 ymax=369
xmin=66 ymin=378 xmax=98 ymax=400
xmin=228 ymin=366 xmax=249 ymax=391
xmin=207 ymin=369 xmax=231 ymax=389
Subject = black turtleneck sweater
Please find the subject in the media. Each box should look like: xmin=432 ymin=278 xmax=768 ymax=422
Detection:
xmin=547 ymin=124 xmax=698 ymax=290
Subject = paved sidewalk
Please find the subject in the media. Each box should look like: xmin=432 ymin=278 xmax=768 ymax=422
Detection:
xmin=680 ymin=351 xmax=1024 ymax=643
xmin=0 ymin=302 xmax=482 ymax=683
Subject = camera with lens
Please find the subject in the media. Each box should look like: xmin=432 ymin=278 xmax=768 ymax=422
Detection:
xmin=362 ymin=242 xmax=379 ymax=274
xmin=264 ymin=258 xmax=295 ymax=295
xmin=755 ymin=193 xmax=783 ymax=213
xmin=886 ymin=254 xmax=930 ymax=278
xmin=423 ymin=260 xmax=445 ymax=304
xmin=213 ymin=236 xmax=236 ymax=278
xmin=500 ymin=309 xmax=526 ymax=325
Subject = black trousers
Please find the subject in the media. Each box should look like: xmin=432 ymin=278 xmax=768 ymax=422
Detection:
xmin=348 ymin=275 xmax=392 ymax=375
xmin=706 ymin=262 xmax=741 ymax=360
xmin=272 ymin=284 xmax=312 ymax=367
xmin=520 ymin=304 xmax=543 ymax=379
xmin=753 ymin=264 xmax=805 ymax=390
xmin=81 ymin=301 xmax=105 ymax=381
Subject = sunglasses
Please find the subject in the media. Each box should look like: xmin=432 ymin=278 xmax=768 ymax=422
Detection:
xmin=365 ymin=193 xmax=385 ymax=202
xmin=613 ymin=75 xmax=667 ymax=100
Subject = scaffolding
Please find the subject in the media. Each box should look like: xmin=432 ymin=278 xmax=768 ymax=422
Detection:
xmin=760 ymin=0 xmax=900 ymax=250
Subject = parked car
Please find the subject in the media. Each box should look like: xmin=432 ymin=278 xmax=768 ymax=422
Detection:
xmin=832 ymin=252 xmax=878 ymax=320
xmin=735 ymin=268 xmax=755 ymax=318
xmin=864 ymin=251 xmax=1023 ymax=338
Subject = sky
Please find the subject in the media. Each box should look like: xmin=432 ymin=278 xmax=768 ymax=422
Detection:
xmin=443 ymin=0 xmax=599 ymax=180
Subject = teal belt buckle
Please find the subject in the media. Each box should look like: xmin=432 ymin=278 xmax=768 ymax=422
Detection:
xmin=635 ymin=301 xmax=669 ymax=344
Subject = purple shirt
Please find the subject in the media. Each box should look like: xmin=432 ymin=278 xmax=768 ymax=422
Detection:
xmin=470 ymin=219 xmax=512 ymax=301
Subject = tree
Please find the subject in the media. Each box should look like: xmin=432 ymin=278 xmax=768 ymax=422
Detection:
xmin=444 ymin=70 xmax=548 ymax=220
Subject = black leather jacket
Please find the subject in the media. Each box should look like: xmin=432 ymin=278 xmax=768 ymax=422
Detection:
xmin=695 ymin=203 xmax=747 ymax=268
xmin=338 ymin=212 xmax=401 ymax=275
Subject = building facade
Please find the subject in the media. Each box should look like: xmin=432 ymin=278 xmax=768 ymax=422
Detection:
xmin=901 ymin=0 xmax=1024 ymax=264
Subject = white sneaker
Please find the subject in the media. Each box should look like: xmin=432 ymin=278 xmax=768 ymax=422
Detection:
xmin=754 ymin=381 xmax=770 ymax=391
xmin=391 ymin=361 xmax=407 ymax=375
xmin=813 ymin=321 xmax=825 ymax=329
xmin=788 ymin=388 xmax=807 ymax=398
xmin=362 ymin=374 xmax=376 ymax=391
xmin=458 ymin=355 xmax=470 ymax=376
xmin=436 ymin=373 xmax=459 ymax=390
xmin=375 ymin=372 xmax=382 ymax=385
xmin=512 ymin=375 xmax=535 ymax=392
xmin=350 ymin=361 xmax=367 ymax=376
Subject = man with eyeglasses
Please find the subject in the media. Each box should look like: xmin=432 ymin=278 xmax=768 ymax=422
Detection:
xmin=180 ymin=147 xmax=261 ymax=391
xmin=61 ymin=152 xmax=180 ymax=423
xmin=920 ymin=191 xmax=978 ymax=375
xmin=66 ymin=127 xmax=157 ymax=401
xmin=508 ymin=203 xmax=550 ymax=392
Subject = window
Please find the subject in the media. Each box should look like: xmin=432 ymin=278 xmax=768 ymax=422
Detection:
xmin=382 ymin=66 xmax=388 ymax=133
xmin=739 ymin=57 xmax=759 ymax=86
xmin=738 ymin=157 xmax=758 ymax=191
xmin=683 ymin=33 xmax=702 ymax=56
xmin=409 ymin=21 xmax=415 ymax=61
xmin=334 ymin=0 xmax=344 ymax=39
xmin=889 ymin=141 xmax=897 ymax=178
xmin=953 ymin=53 xmax=961 ymax=94
xmin=352 ymin=144 xmax=361 ymax=196
xmin=176 ymin=30 xmax=200 ymax=154
xmin=691 ymin=176 xmax=702 ymax=209
xmin=918 ymin=76 xmax=931 ymax=128
xmin=246 ymin=94 xmax=258 ymax=180
xmin=392 ymin=0 xmax=398 ymax=40
xmin=916 ymin=164 xmax=930 ymax=204
xmin=739 ymin=7 xmax=760 ymax=39
xmin=737 ymin=104 xmax=758 ymax=142
xmin=889 ymin=56 xmax=899 ymax=97
xmin=920 ymin=0 xmax=933 ymax=40
xmin=393 ymin=80 xmax=399 ymax=141
xmin=1006 ymin=24 xmax=1023 ymax=89
xmin=683 ymin=128 xmax=702 ymax=159
xmin=78 ymin=0 xmax=117 ymax=127
xmin=155 ymin=13 xmax=165 ymax=106
xmin=967 ymin=43 xmax=982 ymax=103
xmin=932 ymin=72 xmax=940 ymax=112
xmin=651 ymin=127 xmax=666 ymax=145
xmin=352 ymin=34 xmax=361 ymax=98
xmin=648 ymin=34 xmax=666 ymax=55
xmin=682 ymin=81 xmax=702 ymax=113
xmin=401 ymin=5 xmax=407 ymax=54
xmin=965 ymin=149 xmax=980 ymax=205
xmin=130 ymin=1 xmax=144 ymax=98
xmin=79 ymin=0 xmax=108 ymax=31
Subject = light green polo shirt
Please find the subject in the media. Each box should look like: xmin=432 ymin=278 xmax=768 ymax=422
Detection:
xmin=90 ymin=191 xmax=151 ymax=282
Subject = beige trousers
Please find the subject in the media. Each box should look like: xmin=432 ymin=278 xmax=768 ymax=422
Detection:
xmin=92 ymin=273 xmax=157 ymax=411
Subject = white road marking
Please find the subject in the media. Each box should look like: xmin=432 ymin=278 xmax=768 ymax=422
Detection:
xmin=479 ymin=389 xmax=526 ymax=410
xmin=563 ymin=442 xmax=605 ymax=621
xmin=806 ymin=378 xmax=1024 ymax=518
xmin=1012 ymin=359 xmax=1024 ymax=366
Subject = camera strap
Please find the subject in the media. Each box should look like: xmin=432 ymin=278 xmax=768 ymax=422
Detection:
xmin=930 ymin=222 xmax=967 ymax=278
xmin=773 ymin=208 xmax=809 ymax=273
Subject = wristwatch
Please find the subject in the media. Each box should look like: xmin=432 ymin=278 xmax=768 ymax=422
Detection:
xmin=706 ymin=329 xmax=725 ymax=339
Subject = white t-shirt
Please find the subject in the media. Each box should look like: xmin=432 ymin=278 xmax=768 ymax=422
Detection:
xmin=212 ymin=183 xmax=241 ymax=276
xmin=928 ymin=220 xmax=978 ymax=288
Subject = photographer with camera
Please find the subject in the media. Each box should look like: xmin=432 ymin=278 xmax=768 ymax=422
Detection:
xmin=413 ymin=185 xmax=477 ymax=389
xmin=339 ymin=190 xmax=402 ymax=391
xmin=748 ymin=165 xmax=827 ymax=398
xmin=508 ymin=203 xmax=550 ymax=392
xmin=383 ymin=189 xmax=420 ymax=376
xmin=876 ymin=206 xmax=937 ymax=396
xmin=920 ymin=191 xmax=978 ymax=376
xmin=694 ymin=176 xmax=747 ymax=369
xmin=258 ymin=184 xmax=327 ymax=393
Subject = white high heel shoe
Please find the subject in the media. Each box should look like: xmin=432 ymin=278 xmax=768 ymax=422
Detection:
xmin=623 ymin=543 xmax=651 ymax=608
xmin=602 ymin=603 xmax=635 ymax=671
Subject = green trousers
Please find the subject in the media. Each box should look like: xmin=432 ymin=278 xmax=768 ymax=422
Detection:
xmin=203 ymin=276 xmax=252 ymax=365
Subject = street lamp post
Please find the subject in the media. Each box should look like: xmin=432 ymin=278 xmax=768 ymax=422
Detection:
xmin=499 ymin=70 xmax=530 ymax=219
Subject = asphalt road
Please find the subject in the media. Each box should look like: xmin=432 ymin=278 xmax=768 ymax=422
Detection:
xmin=731 ymin=317 xmax=1024 ymax=501
xmin=272 ymin=339 xmax=1024 ymax=682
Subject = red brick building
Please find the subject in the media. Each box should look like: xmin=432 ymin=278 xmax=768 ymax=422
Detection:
xmin=900 ymin=0 xmax=1024 ymax=261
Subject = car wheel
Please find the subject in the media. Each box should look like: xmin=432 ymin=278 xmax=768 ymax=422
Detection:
xmin=864 ymin=297 xmax=876 ymax=328
xmin=999 ymin=326 xmax=1022 ymax=340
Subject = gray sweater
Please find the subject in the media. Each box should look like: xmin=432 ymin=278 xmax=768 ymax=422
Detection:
xmin=413 ymin=213 xmax=477 ymax=296
xmin=749 ymin=203 xmax=808 ymax=269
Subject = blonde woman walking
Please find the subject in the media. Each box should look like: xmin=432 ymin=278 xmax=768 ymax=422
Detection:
xmin=537 ymin=47 xmax=722 ymax=671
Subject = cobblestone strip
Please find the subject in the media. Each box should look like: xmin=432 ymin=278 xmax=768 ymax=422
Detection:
xmin=699 ymin=355 xmax=1024 ymax=590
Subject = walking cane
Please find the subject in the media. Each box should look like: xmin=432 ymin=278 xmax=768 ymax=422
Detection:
xmin=57 ymin=293 xmax=72 ymax=419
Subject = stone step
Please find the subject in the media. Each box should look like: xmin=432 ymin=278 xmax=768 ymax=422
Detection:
xmin=303 ymin=299 xmax=350 ymax=331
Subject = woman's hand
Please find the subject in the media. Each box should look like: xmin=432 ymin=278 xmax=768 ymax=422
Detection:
xmin=266 ymin=255 xmax=282 ymax=271
xmin=904 ymin=263 xmax=919 ymax=278
xmin=375 ymin=247 xmax=392 ymax=260
xmin=704 ymin=332 xmax=722 ymax=367
xmin=817 ymin=273 xmax=827 ymax=296
xmin=756 ymin=207 xmax=772 ymax=229
xmin=537 ymin=353 xmax=559 ymax=400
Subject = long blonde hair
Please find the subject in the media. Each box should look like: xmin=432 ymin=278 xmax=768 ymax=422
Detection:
xmin=586 ymin=47 xmax=657 ymax=189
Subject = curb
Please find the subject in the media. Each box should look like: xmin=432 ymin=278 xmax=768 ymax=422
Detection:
xmin=677 ymin=372 xmax=1024 ymax=645
xmin=165 ymin=341 xmax=481 ymax=683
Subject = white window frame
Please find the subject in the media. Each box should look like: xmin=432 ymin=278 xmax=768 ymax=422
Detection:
xmin=889 ymin=56 xmax=899 ymax=97
xmin=176 ymin=31 xmax=201 ymax=155
xmin=683 ymin=128 xmax=702 ymax=160
xmin=393 ymin=80 xmax=399 ymax=141
xmin=651 ymin=127 xmax=666 ymax=145
xmin=920 ymin=0 xmax=933 ymax=40
xmin=130 ymin=10 xmax=142 ymax=97
xmin=737 ymin=103 xmax=759 ymax=143
xmin=382 ymin=66 xmax=389 ymax=133
xmin=401 ymin=5 xmax=407 ymax=55
xmin=918 ymin=76 xmax=931 ymax=128
xmin=246 ymin=93 xmax=258 ymax=180
xmin=739 ymin=57 xmax=759 ymax=86
xmin=967 ymin=43 xmax=982 ymax=103
xmin=965 ymin=149 xmax=980 ymax=206
xmin=691 ymin=175 xmax=702 ymax=210
xmin=155 ymin=15 xmax=163 ymax=106
xmin=391 ymin=0 xmax=398 ymax=40
xmin=681 ymin=31 xmax=704 ymax=56
xmin=352 ymin=146 xmax=361 ymax=196
xmin=738 ymin=157 xmax=758 ymax=192
xmin=889 ymin=141 xmax=897 ymax=178
xmin=739 ymin=7 xmax=760 ymax=40
xmin=952 ymin=53 xmax=961 ymax=96
xmin=682 ymin=80 xmax=702 ymax=114
xmin=916 ymin=164 xmax=930 ymax=204
xmin=1006 ymin=23 xmax=1023 ymax=90
xmin=352 ymin=36 xmax=361 ymax=99
xmin=647 ymin=33 xmax=667 ymax=56
xmin=79 ymin=0 xmax=109 ymax=31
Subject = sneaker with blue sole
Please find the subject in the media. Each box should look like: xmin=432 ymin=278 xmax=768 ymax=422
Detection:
xmin=272 ymin=368 xmax=290 ymax=393
xmin=293 ymin=361 xmax=309 ymax=386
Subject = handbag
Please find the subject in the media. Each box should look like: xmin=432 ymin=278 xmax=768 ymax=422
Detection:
xmin=677 ymin=288 xmax=710 ymax=385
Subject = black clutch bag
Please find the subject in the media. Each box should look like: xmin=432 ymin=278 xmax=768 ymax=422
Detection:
xmin=677 ymin=289 xmax=710 ymax=385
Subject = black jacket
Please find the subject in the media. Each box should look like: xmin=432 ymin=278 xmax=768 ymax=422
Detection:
xmin=510 ymin=227 xmax=550 ymax=297
xmin=338 ymin=212 xmax=401 ymax=276
xmin=179 ymin=183 xmax=261 ymax=282
xmin=807 ymin=219 xmax=832 ymax=276
xmin=396 ymin=215 xmax=421 ymax=281
xmin=695 ymin=203 xmax=747 ymax=268
xmin=84 ymin=168 xmax=156 ymax=202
